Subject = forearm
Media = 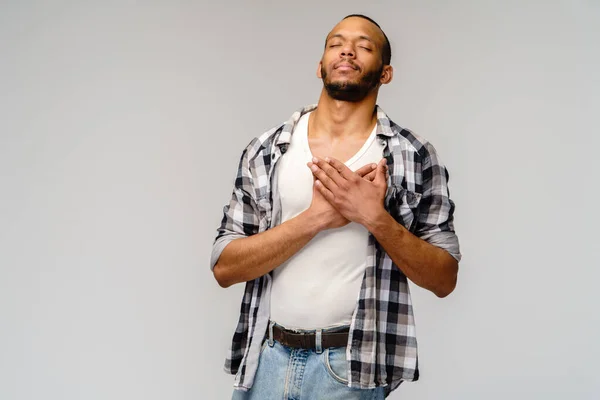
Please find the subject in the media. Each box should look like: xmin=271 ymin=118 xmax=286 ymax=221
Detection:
xmin=366 ymin=210 xmax=458 ymax=297
xmin=213 ymin=212 xmax=321 ymax=288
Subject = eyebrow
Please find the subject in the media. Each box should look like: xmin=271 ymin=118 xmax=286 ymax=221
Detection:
xmin=327 ymin=33 xmax=375 ymax=44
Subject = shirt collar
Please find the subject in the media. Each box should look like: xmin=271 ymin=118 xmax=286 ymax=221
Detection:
xmin=276 ymin=104 xmax=396 ymax=148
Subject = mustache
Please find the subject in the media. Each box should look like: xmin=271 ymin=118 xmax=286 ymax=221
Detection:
xmin=334 ymin=59 xmax=360 ymax=70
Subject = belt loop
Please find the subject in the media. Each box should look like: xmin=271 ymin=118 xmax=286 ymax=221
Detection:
xmin=268 ymin=321 xmax=275 ymax=347
xmin=315 ymin=329 xmax=323 ymax=354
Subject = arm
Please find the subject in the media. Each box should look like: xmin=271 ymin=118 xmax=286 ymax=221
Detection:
xmin=364 ymin=209 xmax=458 ymax=298
xmin=213 ymin=210 xmax=320 ymax=288
xmin=309 ymin=155 xmax=459 ymax=298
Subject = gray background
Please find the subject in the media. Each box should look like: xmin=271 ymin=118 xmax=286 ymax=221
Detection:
xmin=1 ymin=0 xmax=599 ymax=399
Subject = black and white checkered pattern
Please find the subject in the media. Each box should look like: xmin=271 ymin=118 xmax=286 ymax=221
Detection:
xmin=211 ymin=105 xmax=461 ymax=393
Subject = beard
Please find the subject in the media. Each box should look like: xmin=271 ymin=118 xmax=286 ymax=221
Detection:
xmin=321 ymin=62 xmax=383 ymax=102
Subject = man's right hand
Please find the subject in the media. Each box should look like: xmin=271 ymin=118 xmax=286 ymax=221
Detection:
xmin=306 ymin=182 xmax=349 ymax=230
xmin=303 ymin=162 xmax=379 ymax=232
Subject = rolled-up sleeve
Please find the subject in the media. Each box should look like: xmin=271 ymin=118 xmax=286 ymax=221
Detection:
xmin=210 ymin=147 xmax=262 ymax=270
xmin=415 ymin=143 xmax=461 ymax=262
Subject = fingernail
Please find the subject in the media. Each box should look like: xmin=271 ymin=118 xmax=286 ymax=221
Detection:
xmin=311 ymin=164 xmax=318 ymax=172
xmin=312 ymin=157 xmax=319 ymax=163
xmin=325 ymin=157 xmax=330 ymax=162
xmin=372 ymin=164 xmax=377 ymax=169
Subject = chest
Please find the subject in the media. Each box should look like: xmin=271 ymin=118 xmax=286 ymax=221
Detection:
xmin=308 ymin=136 xmax=371 ymax=164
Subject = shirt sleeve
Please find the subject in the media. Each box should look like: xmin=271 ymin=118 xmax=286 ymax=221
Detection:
xmin=210 ymin=146 xmax=263 ymax=270
xmin=415 ymin=143 xmax=462 ymax=262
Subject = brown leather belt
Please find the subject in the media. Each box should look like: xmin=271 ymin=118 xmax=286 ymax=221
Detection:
xmin=272 ymin=324 xmax=349 ymax=350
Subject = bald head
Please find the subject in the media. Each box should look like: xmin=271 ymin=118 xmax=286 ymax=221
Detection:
xmin=327 ymin=14 xmax=391 ymax=66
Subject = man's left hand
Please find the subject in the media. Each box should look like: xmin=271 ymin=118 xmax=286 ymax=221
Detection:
xmin=307 ymin=157 xmax=388 ymax=228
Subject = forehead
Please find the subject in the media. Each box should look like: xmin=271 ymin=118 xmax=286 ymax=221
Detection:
xmin=326 ymin=17 xmax=384 ymax=45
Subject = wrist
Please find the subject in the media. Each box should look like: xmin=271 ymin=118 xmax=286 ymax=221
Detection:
xmin=363 ymin=205 xmax=392 ymax=235
xmin=296 ymin=209 xmax=324 ymax=237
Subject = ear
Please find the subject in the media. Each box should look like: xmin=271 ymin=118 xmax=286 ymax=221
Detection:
xmin=380 ymin=65 xmax=394 ymax=85
xmin=317 ymin=61 xmax=323 ymax=79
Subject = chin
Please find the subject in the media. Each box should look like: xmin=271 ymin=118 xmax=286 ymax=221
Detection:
xmin=328 ymin=78 xmax=360 ymax=88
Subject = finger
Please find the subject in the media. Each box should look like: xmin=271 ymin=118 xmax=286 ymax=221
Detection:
xmin=314 ymin=179 xmax=335 ymax=203
xmin=308 ymin=161 xmax=339 ymax=192
xmin=374 ymin=158 xmax=388 ymax=185
xmin=363 ymin=169 xmax=377 ymax=182
xmin=312 ymin=157 xmax=347 ymax=188
xmin=325 ymin=157 xmax=357 ymax=181
xmin=355 ymin=163 xmax=377 ymax=178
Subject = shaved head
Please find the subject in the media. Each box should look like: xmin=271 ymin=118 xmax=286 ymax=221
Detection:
xmin=337 ymin=14 xmax=391 ymax=65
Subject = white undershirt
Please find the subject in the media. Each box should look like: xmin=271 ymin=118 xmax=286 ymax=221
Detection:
xmin=270 ymin=112 xmax=385 ymax=330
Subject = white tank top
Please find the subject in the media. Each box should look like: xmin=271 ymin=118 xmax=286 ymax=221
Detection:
xmin=270 ymin=112 xmax=385 ymax=329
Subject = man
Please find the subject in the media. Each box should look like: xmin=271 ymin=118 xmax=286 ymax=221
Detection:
xmin=210 ymin=14 xmax=461 ymax=399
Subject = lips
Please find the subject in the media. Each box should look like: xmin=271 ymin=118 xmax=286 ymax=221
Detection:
xmin=334 ymin=61 xmax=359 ymax=71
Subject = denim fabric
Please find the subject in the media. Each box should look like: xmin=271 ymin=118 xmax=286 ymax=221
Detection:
xmin=231 ymin=340 xmax=386 ymax=400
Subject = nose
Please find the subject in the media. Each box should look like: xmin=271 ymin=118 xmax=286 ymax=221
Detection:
xmin=340 ymin=42 xmax=355 ymax=58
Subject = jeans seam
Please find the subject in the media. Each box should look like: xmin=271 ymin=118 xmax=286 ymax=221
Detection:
xmin=283 ymin=347 xmax=293 ymax=399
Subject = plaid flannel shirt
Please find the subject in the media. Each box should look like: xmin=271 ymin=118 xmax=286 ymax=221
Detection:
xmin=210 ymin=105 xmax=461 ymax=394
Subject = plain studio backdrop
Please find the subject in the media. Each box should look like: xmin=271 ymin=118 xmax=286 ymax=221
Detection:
xmin=1 ymin=1 xmax=598 ymax=399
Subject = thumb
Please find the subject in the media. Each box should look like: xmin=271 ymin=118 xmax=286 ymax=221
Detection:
xmin=374 ymin=158 xmax=387 ymax=185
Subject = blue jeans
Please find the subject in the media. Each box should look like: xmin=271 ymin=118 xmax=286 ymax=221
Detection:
xmin=232 ymin=339 xmax=386 ymax=399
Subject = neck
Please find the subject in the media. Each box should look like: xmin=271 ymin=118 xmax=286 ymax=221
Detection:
xmin=309 ymin=89 xmax=378 ymax=139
